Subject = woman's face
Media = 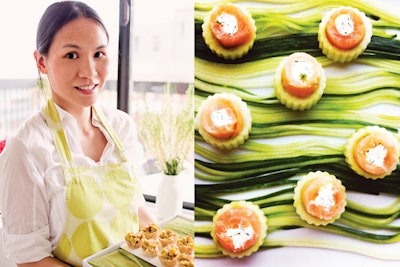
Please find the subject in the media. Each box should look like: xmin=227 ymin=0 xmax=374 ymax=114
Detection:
xmin=36 ymin=17 xmax=109 ymax=111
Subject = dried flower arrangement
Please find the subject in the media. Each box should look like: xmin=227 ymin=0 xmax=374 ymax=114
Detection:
xmin=138 ymin=84 xmax=194 ymax=175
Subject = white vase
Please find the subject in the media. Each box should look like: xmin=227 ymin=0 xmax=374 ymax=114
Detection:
xmin=156 ymin=173 xmax=183 ymax=220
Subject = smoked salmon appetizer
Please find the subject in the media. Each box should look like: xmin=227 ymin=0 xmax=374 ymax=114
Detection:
xmin=196 ymin=93 xmax=252 ymax=150
xmin=344 ymin=126 xmax=399 ymax=179
xmin=274 ymin=52 xmax=326 ymax=110
xmin=202 ymin=3 xmax=257 ymax=60
xmin=294 ymin=171 xmax=347 ymax=226
xmin=211 ymin=201 xmax=267 ymax=258
xmin=318 ymin=6 xmax=372 ymax=62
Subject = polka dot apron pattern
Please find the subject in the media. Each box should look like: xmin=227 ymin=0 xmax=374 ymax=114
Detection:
xmin=45 ymin=99 xmax=142 ymax=266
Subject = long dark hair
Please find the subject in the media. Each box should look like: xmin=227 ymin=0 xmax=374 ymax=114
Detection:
xmin=36 ymin=1 xmax=109 ymax=55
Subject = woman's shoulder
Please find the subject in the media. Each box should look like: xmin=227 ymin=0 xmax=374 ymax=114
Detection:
xmin=96 ymin=105 xmax=137 ymax=133
xmin=8 ymin=110 xmax=50 ymax=145
xmin=101 ymin=105 xmax=132 ymax=119
xmin=95 ymin=105 xmax=143 ymax=159
xmin=0 ymin=110 xmax=51 ymax=168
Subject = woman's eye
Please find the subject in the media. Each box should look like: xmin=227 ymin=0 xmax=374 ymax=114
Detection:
xmin=66 ymin=52 xmax=78 ymax=59
xmin=94 ymin=51 xmax=105 ymax=58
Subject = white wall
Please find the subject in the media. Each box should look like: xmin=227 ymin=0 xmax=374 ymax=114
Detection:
xmin=131 ymin=0 xmax=194 ymax=82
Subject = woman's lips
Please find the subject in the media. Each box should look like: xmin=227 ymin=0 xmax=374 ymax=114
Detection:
xmin=75 ymin=84 xmax=98 ymax=91
xmin=75 ymin=84 xmax=99 ymax=94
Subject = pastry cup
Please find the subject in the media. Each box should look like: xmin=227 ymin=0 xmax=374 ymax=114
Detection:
xmin=141 ymin=238 xmax=161 ymax=258
xmin=124 ymin=231 xmax=145 ymax=249
xmin=159 ymin=228 xmax=179 ymax=247
xmin=177 ymin=235 xmax=194 ymax=255
xmin=141 ymin=223 xmax=160 ymax=240
xmin=177 ymin=253 xmax=194 ymax=267
xmin=158 ymin=244 xmax=180 ymax=267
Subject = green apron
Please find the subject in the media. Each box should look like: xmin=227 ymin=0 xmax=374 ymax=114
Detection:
xmin=44 ymin=99 xmax=143 ymax=266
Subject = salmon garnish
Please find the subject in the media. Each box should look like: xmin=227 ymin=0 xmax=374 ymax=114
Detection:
xmin=209 ymin=3 xmax=255 ymax=48
xmin=302 ymin=175 xmax=346 ymax=221
xmin=325 ymin=7 xmax=366 ymax=50
xmin=281 ymin=52 xmax=323 ymax=98
xmin=211 ymin=201 xmax=267 ymax=257
xmin=354 ymin=132 xmax=399 ymax=177
xmin=199 ymin=97 xmax=243 ymax=140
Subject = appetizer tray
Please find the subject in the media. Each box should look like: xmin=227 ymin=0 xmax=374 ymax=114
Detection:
xmin=82 ymin=242 xmax=123 ymax=267
xmin=194 ymin=0 xmax=400 ymax=266
xmin=120 ymin=243 xmax=163 ymax=267
xmin=83 ymin=214 xmax=193 ymax=267
xmin=121 ymin=214 xmax=193 ymax=267
xmin=121 ymin=243 xmax=162 ymax=267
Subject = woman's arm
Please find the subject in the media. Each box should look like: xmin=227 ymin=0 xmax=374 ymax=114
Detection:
xmin=17 ymin=257 xmax=71 ymax=267
xmin=0 ymin=129 xmax=71 ymax=265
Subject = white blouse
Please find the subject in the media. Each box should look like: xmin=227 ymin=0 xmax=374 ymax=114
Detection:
xmin=0 ymin=104 xmax=145 ymax=263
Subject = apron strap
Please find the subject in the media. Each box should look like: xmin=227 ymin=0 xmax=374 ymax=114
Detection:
xmin=45 ymin=99 xmax=129 ymax=168
xmin=92 ymin=105 xmax=129 ymax=162
xmin=44 ymin=99 xmax=73 ymax=168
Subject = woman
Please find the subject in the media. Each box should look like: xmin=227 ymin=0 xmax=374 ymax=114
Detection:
xmin=0 ymin=1 xmax=154 ymax=266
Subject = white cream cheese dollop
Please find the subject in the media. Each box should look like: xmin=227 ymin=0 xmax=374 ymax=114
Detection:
xmin=226 ymin=225 xmax=255 ymax=251
xmin=211 ymin=108 xmax=235 ymax=127
xmin=216 ymin=13 xmax=238 ymax=36
xmin=291 ymin=59 xmax=315 ymax=82
xmin=335 ymin=14 xmax=354 ymax=36
xmin=366 ymin=144 xmax=387 ymax=167
xmin=309 ymin=183 xmax=336 ymax=213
